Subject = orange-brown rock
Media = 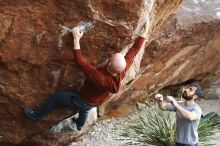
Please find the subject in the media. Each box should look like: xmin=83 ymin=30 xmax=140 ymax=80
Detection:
xmin=6 ymin=0 xmax=220 ymax=145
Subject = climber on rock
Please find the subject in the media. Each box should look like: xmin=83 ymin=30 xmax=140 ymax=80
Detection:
xmin=24 ymin=18 xmax=151 ymax=133
xmin=155 ymin=84 xmax=203 ymax=146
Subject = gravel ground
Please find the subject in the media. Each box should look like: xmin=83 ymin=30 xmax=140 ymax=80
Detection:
xmin=70 ymin=116 xmax=133 ymax=146
xmin=70 ymin=99 xmax=220 ymax=146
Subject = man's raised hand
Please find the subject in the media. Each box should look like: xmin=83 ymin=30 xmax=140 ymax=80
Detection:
xmin=140 ymin=17 xmax=150 ymax=39
xmin=155 ymin=93 xmax=163 ymax=102
xmin=72 ymin=27 xmax=84 ymax=50
xmin=72 ymin=27 xmax=84 ymax=41
xmin=167 ymin=96 xmax=177 ymax=106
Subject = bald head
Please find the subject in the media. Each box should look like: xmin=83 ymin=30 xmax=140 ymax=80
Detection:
xmin=108 ymin=53 xmax=126 ymax=74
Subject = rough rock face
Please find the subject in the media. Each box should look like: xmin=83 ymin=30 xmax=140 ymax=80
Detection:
xmin=104 ymin=0 xmax=220 ymax=117
xmin=5 ymin=0 xmax=220 ymax=145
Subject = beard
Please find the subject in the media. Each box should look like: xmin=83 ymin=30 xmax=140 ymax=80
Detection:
xmin=182 ymin=91 xmax=193 ymax=101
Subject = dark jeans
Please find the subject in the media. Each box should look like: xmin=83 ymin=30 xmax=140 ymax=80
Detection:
xmin=34 ymin=91 xmax=94 ymax=130
xmin=176 ymin=143 xmax=199 ymax=146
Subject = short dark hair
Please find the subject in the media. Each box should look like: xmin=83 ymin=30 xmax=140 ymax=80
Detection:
xmin=192 ymin=84 xmax=204 ymax=98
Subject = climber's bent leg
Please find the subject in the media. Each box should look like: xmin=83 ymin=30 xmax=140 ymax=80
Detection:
xmin=24 ymin=92 xmax=77 ymax=121
xmin=70 ymin=96 xmax=94 ymax=130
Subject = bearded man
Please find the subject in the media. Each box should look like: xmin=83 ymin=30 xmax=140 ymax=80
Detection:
xmin=155 ymin=84 xmax=203 ymax=146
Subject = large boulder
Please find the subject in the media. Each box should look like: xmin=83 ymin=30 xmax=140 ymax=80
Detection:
xmin=5 ymin=0 xmax=218 ymax=145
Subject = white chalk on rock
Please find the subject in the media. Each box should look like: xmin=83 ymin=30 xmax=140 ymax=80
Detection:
xmin=58 ymin=22 xmax=94 ymax=50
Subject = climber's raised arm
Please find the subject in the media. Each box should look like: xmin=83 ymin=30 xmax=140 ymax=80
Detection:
xmin=121 ymin=18 xmax=150 ymax=79
xmin=72 ymin=27 xmax=105 ymax=85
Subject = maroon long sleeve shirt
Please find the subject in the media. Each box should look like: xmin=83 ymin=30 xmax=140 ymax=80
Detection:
xmin=73 ymin=37 xmax=145 ymax=105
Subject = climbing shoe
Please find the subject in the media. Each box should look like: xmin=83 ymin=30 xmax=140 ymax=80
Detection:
xmin=24 ymin=108 xmax=39 ymax=121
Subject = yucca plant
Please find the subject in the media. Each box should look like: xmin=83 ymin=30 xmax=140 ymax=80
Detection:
xmin=121 ymin=103 xmax=176 ymax=146
xmin=121 ymin=103 xmax=220 ymax=146
xmin=198 ymin=112 xmax=220 ymax=146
